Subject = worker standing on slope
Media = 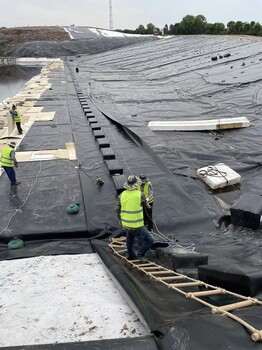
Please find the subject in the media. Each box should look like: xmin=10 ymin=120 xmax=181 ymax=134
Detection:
xmin=0 ymin=142 xmax=20 ymax=187
xmin=115 ymin=175 xmax=153 ymax=262
xmin=10 ymin=105 xmax=23 ymax=135
xmin=139 ymin=174 xmax=154 ymax=232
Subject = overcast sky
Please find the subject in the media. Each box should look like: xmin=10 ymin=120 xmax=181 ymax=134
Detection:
xmin=1 ymin=0 xmax=262 ymax=30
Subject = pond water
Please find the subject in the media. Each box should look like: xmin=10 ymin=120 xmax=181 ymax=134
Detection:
xmin=0 ymin=66 xmax=41 ymax=103
xmin=0 ymin=77 xmax=30 ymax=103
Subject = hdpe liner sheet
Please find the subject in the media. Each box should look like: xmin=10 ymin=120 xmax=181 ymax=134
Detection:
xmin=1 ymin=35 xmax=262 ymax=349
xmin=18 ymin=125 xmax=73 ymax=151
xmin=0 ymin=68 xmax=89 ymax=239
xmin=8 ymin=32 xmax=157 ymax=58
xmin=0 ymin=238 xmax=93 ymax=261
xmin=0 ymin=160 xmax=87 ymax=239
xmin=0 ymin=336 xmax=158 ymax=350
xmin=93 ymin=239 xmax=262 ymax=350
xmin=65 ymin=39 xmax=262 ymax=257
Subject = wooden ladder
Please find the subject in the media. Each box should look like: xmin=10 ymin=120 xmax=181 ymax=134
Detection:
xmin=109 ymin=237 xmax=262 ymax=342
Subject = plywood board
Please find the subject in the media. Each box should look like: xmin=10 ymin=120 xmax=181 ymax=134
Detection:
xmin=31 ymin=153 xmax=55 ymax=160
xmin=148 ymin=117 xmax=250 ymax=131
xmin=8 ymin=97 xmax=26 ymax=103
xmin=15 ymin=143 xmax=77 ymax=162
xmin=17 ymin=94 xmax=42 ymax=99
xmin=28 ymin=112 xmax=55 ymax=121
xmin=22 ymin=101 xmax=36 ymax=107
xmin=0 ymin=127 xmax=8 ymax=139
xmin=0 ymin=110 xmax=9 ymax=117
xmin=66 ymin=142 xmax=77 ymax=160
xmin=27 ymin=81 xmax=50 ymax=87
xmin=0 ymin=105 xmax=9 ymax=112
xmin=26 ymin=107 xmax=43 ymax=114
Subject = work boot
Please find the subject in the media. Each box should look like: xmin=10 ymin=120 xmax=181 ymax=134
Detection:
xmin=127 ymin=254 xmax=137 ymax=261
xmin=137 ymin=256 xmax=148 ymax=263
xmin=14 ymin=182 xmax=21 ymax=186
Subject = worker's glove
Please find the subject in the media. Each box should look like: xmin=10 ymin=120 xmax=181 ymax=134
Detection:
xmin=15 ymin=163 xmax=18 ymax=168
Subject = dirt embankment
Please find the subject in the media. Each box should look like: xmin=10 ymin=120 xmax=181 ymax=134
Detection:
xmin=0 ymin=27 xmax=69 ymax=56
xmin=0 ymin=26 xmax=157 ymax=58
xmin=0 ymin=65 xmax=41 ymax=78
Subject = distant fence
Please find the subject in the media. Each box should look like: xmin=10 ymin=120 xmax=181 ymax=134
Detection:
xmin=0 ymin=57 xmax=17 ymax=66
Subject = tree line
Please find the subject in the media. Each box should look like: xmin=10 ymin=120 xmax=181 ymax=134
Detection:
xmin=117 ymin=15 xmax=262 ymax=36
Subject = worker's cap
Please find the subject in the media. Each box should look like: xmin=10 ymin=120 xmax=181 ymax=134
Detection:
xmin=139 ymin=174 xmax=147 ymax=183
xmin=124 ymin=175 xmax=141 ymax=190
xmin=11 ymin=104 xmax=16 ymax=109
xmin=8 ymin=141 xmax=16 ymax=148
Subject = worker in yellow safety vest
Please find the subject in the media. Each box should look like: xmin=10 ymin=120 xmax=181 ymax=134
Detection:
xmin=115 ymin=175 xmax=153 ymax=262
xmin=139 ymin=174 xmax=154 ymax=232
xmin=0 ymin=142 xmax=20 ymax=187
xmin=10 ymin=104 xmax=23 ymax=135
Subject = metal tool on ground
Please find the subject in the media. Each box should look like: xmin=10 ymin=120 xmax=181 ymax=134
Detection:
xmin=96 ymin=177 xmax=104 ymax=186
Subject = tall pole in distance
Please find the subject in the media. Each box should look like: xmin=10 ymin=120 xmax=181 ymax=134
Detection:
xmin=109 ymin=0 xmax=113 ymax=30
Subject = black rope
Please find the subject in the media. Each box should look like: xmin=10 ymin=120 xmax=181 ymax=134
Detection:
xmin=198 ymin=165 xmax=229 ymax=185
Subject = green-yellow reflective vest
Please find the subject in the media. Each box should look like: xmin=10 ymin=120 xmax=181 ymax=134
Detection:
xmin=143 ymin=181 xmax=153 ymax=203
xmin=13 ymin=109 xmax=21 ymax=122
xmin=120 ymin=188 xmax=144 ymax=229
xmin=1 ymin=147 xmax=14 ymax=167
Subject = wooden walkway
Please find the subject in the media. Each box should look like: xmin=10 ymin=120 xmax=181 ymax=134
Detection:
xmin=109 ymin=237 xmax=262 ymax=342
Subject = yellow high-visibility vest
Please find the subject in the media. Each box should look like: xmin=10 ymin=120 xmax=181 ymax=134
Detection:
xmin=120 ymin=188 xmax=144 ymax=228
xmin=1 ymin=147 xmax=14 ymax=167
xmin=143 ymin=181 xmax=153 ymax=203
xmin=13 ymin=109 xmax=21 ymax=122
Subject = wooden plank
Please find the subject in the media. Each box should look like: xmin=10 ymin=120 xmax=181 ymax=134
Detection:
xmin=150 ymin=270 xmax=175 ymax=275
xmin=16 ymin=147 xmax=74 ymax=162
xmin=187 ymin=289 xmax=224 ymax=298
xmin=26 ymin=107 xmax=44 ymax=113
xmin=28 ymin=112 xmax=55 ymax=121
xmin=161 ymin=276 xmax=186 ymax=281
xmin=171 ymin=281 xmax=201 ymax=288
xmin=66 ymin=142 xmax=77 ymax=160
xmin=212 ymin=299 xmax=256 ymax=314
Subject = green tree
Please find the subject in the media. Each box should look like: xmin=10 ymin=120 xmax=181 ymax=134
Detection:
xmin=163 ymin=24 xmax=169 ymax=35
xmin=146 ymin=23 xmax=155 ymax=34
xmin=194 ymin=15 xmax=207 ymax=34
xmin=169 ymin=24 xmax=175 ymax=34
xmin=180 ymin=15 xmax=195 ymax=34
xmin=227 ymin=21 xmax=236 ymax=34
xmin=235 ymin=21 xmax=244 ymax=34
xmin=135 ymin=24 xmax=146 ymax=34
xmin=180 ymin=15 xmax=207 ymax=34
xmin=154 ymin=27 xmax=162 ymax=35
xmin=249 ymin=22 xmax=262 ymax=36
xmin=210 ymin=22 xmax=225 ymax=34
xmin=173 ymin=23 xmax=183 ymax=34
xmin=242 ymin=22 xmax=251 ymax=34
xmin=119 ymin=16 xmax=262 ymax=37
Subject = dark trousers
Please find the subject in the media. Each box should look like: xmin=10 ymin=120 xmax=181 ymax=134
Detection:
xmin=126 ymin=226 xmax=153 ymax=258
xmin=3 ymin=166 xmax=16 ymax=186
xmin=16 ymin=122 xmax=23 ymax=134
xmin=143 ymin=202 xmax=153 ymax=231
